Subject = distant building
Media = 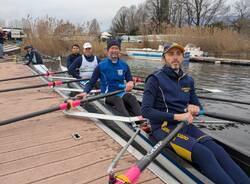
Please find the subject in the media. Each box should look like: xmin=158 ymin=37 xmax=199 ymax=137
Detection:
xmin=2 ymin=28 xmax=25 ymax=40
xmin=100 ymin=32 xmax=112 ymax=41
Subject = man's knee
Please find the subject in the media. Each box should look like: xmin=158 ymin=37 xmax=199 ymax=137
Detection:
xmin=203 ymin=140 xmax=228 ymax=158
xmin=106 ymin=96 xmax=123 ymax=106
xmin=192 ymin=143 xmax=216 ymax=163
xmin=123 ymin=93 xmax=137 ymax=102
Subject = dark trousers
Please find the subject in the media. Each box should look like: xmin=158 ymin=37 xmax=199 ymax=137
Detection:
xmin=153 ymin=126 xmax=250 ymax=184
xmin=105 ymin=93 xmax=141 ymax=117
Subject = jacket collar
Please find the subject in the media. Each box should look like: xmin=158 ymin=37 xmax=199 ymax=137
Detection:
xmin=161 ymin=65 xmax=185 ymax=79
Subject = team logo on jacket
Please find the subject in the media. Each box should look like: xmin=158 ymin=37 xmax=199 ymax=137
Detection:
xmin=117 ymin=69 xmax=123 ymax=76
xmin=181 ymin=87 xmax=190 ymax=93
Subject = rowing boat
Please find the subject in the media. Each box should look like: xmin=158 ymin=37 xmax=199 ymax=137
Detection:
xmin=29 ymin=63 xmax=250 ymax=183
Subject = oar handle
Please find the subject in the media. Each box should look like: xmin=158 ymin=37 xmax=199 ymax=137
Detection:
xmin=113 ymin=122 xmax=185 ymax=184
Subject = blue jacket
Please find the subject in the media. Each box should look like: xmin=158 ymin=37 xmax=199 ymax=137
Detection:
xmin=24 ymin=49 xmax=43 ymax=65
xmin=68 ymin=55 xmax=100 ymax=79
xmin=66 ymin=53 xmax=81 ymax=69
xmin=141 ymin=66 xmax=202 ymax=131
xmin=84 ymin=57 xmax=133 ymax=94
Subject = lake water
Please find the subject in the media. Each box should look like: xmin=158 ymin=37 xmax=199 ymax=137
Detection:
xmin=126 ymin=58 xmax=250 ymax=119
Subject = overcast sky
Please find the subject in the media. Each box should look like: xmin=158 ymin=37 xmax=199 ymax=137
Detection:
xmin=0 ymin=0 xmax=236 ymax=30
xmin=0 ymin=0 xmax=146 ymax=30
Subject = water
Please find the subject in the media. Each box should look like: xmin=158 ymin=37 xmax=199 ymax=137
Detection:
xmin=46 ymin=57 xmax=250 ymax=152
xmin=47 ymin=57 xmax=250 ymax=119
xmin=126 ymin=58 xmax=250 ymax=117
xmin=126 ymin=58 xmax=250 ymax=153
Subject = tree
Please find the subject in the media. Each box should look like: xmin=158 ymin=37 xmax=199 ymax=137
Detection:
xmin=169 ymin=0 xmax=185 ymax=27
xmin=111 ymin=7 xmax=128 ymax=34
xmin=146 ymin=0 xmax=171 ymax=33
xmin=183 ymin=0 xmax=226 ymax=26
xmin=231 ymin=0 xmax=250 ymax=33
xmin=126 ymin=5 xmax=140 ymax=35
xmin=54 ymin=20 xmax=76 ymax=36
xmin=88 ymin=18 xmax=100 ymax=35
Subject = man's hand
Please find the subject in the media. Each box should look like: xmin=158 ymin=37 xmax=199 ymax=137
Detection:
xmin=187 ymin=104 xmax=200 ymax=116
xmin=174 ymin=112 xmax=194 ymax=124
xmin=125 ymin=81 xmax=134 ymax=92
xmin=75 ymin=92 xmax=87 ymax=100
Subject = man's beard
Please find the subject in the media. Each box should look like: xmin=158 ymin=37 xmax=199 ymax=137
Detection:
xmin=166 ymin=61 xmax=181 ymax=69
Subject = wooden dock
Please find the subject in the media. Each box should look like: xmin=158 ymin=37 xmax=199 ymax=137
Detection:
xmin=0 ymin=60 xmax=164 ymax=184
xmin=3 ymin=44 xmax=21 ymax=54
xmin=190 ymin=56 xmax=250 ymax=66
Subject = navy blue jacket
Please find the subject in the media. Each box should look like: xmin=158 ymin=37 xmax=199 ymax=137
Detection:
xmin=141 ymin=66 xmax=202 ymax=131
xmin=66 ymin=53 xmax=81 ymax=69
xmin=84 ymin=57 xmax=132 ymax=94
xmin=68 ymin=55 xmax=100 ymax=79
xmin=0 ymin=32 xmax=6 ymax=44
xmin=24 ymin=49 xmax=43 ymax=65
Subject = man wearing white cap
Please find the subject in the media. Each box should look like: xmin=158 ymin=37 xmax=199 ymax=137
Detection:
xmin=68 ymin=42 xmax=100 ymax=79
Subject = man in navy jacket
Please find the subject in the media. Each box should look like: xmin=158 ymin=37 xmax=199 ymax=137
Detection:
xmin=66 ymin=44 xmax=81 ymax=70
xmin=141 ymin=43 xmax=249 ymax=184
xmin=24 ymin=45 xmax=43 ymax=65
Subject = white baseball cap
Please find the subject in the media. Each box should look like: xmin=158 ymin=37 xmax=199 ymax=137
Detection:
xmin=83 ymin=42 xmax=92 ymax=49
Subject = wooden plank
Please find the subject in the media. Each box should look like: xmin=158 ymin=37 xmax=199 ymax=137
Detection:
xmin=0 ymin=62 xmax=165 ymax=184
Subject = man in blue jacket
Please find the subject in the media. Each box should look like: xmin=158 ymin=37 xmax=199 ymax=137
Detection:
xmin=24 ymin=45 xmax=43 ymax=65
xmin=141 ymin=43 xmax=249 ymax=184
xmin=76 ymin=39 xmax=141 ymax=117
xmin=66 ymin=44 xmax=81 ymax=70
xmin=68 ymin=42 xmax=100 ymax=79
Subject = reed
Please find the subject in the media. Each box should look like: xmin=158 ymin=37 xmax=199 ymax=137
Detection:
xmin=160 ymin=27 xmax=250 ymax=57
xmin=22 ymin=16 xmax=250 ymax=59
xmin=22 ymin=16 xmax=106 ymax=58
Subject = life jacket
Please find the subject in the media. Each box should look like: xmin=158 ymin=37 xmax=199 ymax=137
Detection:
xmin=79 ymin=55 xmax=98 ymax=79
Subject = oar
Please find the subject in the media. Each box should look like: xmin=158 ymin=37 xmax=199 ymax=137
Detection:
xmin=193 ymin=120 xmax=233 ymax=124
xmin=200 ymin=110 xmax=250 ymax=124
xmin=0 ymin=90 xmax=124 ymax=126
xmin=196 ymin=88 xmax=223 ymax=93
xmin=63 ymin=111 xmax=145 ymax=123
xmin=0 ymin=71 xmax=67 ymax=82
xmin=110 ymin=122 xmax=185 ymax=184
xmin=197 ymin=95 xmax=250 ymax=106
xmin=0 ymin=79 xmax=85 ymax=93
xmin=55 ymin=87 xmax=100 ymax=94
xmin=133 ymin=76 xmax=223 ymax=93
xmin=133 ymin=85 xmax=222 ymax=94
xmin=108 ymin=129 xmax=141 ymax=176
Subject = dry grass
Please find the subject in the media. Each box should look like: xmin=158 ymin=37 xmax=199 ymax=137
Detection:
xmin=22 ymin=16 xmax=250 ymax=59
xmin=22 ymin=16 xmax=106 ymax=58
xmin=161 ymin=27 xmax=250 ymax=56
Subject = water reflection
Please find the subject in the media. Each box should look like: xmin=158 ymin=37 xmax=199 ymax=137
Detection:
xmin=126 ymin=58 xmax=250 ymax=119
xmin=46 ymin=57 xmax=250 ymax=118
